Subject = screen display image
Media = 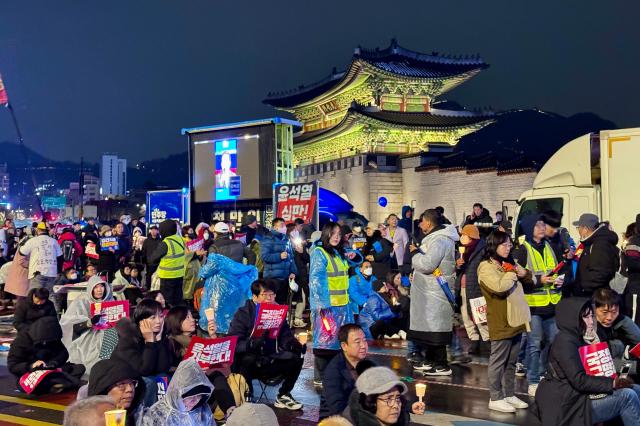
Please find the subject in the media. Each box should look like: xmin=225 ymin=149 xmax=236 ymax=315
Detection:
xmin=214 ymin=139 xmax=237 ymax=201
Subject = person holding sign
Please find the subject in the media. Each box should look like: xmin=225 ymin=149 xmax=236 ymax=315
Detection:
xmin=165 ymin=306 xmax=237 ymax=419
xmin=227 ymin=279 xmax=304 ymax=410
xmin=533 ymin=297 xmax=640 ymax=425
xmin=309 ymin=222 xmax=355 ymax=386
xmin=60 ymin=275 xmax=114 ymax=374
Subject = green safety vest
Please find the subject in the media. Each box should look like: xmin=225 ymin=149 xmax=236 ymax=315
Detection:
xmin=523 ymin=240 xmax=561 ymax=307
xmin=319 ymin=248 xmax=349 ymax=306
xmin=158 ymin=234 xmax=186 ymax=279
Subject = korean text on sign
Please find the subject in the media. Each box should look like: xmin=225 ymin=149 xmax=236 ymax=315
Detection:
xmin=183 ymin=336 xmax=238 ymax=369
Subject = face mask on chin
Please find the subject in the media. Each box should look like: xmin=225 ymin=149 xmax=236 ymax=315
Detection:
xmin=362 ymin=268 xmax=373 ymax=276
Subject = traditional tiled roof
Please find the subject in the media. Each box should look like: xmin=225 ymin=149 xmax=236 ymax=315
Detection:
xmin=264 ymin=39 xmax=488 ymax=108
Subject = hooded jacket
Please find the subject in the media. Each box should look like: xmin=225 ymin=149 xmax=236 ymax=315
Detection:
xmin=409 ymin=225 xmax=458 ymax=338
xmin=348 ymin=270 xmax=376 ymax=313
xmin=88 ymin=358 xmax=146 ymax=426
xmin=142 ymin=359 xmax=213 ymax=426
xmin=8 ymin=316 xmax=69 ymax=377
xmin=112 ymin=317 xmax=172 ymax=377
xmin=533 ymin=297 xmax=614 ymax=425
xmin=397 ymin=206 xmax=414 ymax=235
xmin=13 ymin=288 xmax=57 ymax=332
xmin=58 ymin=230 xmax=83 ymax=271
xmin=573 ymin=225 xmax=620 ymax=296
xmin=347 ymin=388 xmax=410 ymax=426
xmin=357 ymin=292 xmax=396 ymax=339
xmin=147 ymin=220 xmax=178 ymax=266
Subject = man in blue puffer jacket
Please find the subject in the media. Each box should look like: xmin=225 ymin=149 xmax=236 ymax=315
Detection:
xmin=261 ymin=217 xmax=297 ymax=304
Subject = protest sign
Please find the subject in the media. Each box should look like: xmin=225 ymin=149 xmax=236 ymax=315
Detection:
xmin=90 ymin=300 xmax=129 ymax=330
xmin=183 ymin=336 xmax=238 ymax=369
xmin=251 ymin=303 xmax=288 ymax=339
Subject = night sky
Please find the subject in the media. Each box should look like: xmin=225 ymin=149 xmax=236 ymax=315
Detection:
xmin=1 ymin=1 xmax=638 ymax=164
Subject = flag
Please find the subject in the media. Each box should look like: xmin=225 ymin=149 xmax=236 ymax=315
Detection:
xmin=0 ymin=74 xmax=8 ymax=106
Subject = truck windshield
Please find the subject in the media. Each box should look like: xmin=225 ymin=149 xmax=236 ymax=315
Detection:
xmin=515 ymin=198 xmax=564 ymax=238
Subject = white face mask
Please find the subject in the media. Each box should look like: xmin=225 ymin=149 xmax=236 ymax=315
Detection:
xmin=104 ymin=231 xmax=112 ymax=237
xmin=69 ymin=273 xmax=78 ymax=280
xmin=363 ymin=267 xmax=373 ymax=276
xmin=203 ymin=232 xmax=210 ymax=240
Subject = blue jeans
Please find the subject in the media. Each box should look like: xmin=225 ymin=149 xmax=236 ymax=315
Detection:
xmin=592 ymin=386 xmax=640 ymax=424
xmin=527 ymin=315 xmax=558 ymax=384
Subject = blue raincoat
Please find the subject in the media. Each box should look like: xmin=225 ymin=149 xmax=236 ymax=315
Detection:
xmin=357 ymin=293 xmax=396 ymax=339
xmin=198 ymin=253 xmax=258 ymax=333
xmin=309 ymin=246 xmax=353 ymax=350
xmin=348 ymin=270 xmax=376 ymax=314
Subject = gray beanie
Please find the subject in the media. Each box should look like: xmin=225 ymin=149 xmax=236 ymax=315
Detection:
xmin=226 ymin=403 xmax=278 ymax=426
xmin=355 ymin=366 xmax=408 ymax=396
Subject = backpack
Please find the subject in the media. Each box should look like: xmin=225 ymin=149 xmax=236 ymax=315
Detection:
xmin=61 ymin=240 xmax=75 ymax=262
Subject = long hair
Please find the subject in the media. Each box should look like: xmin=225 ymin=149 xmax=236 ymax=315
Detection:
xmin=483 ymin=230 xmax=512 ymax=261
xmin=320 ymin=222 xmax=344 ymax=258
xmin=164 ymin=305 xmax=190 ymax=338
xmin=133 ymin=299 xmax=163 ymax=326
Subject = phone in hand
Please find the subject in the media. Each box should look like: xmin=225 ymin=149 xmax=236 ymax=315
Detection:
xmin=620 ymin=362 xmax=632 ymax=379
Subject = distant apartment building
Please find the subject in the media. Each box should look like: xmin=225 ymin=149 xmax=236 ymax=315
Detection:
xmin=100 ymin=154 xmax=127 ymax=197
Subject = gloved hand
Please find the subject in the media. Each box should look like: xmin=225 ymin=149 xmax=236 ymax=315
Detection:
xmin=90 ymin=314 xmax=103 ymax=325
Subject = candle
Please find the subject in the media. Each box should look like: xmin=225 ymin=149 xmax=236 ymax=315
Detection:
xmin=104 ymin=409 xmax=127 ymax=426
xmin=415 ymin=383 xmax=427 ymax=402
xmin=459 ymin=246 xmax=466 ymax=255
xmin=297 ymin=332 xmax=308 ymax=345
xmin=205 ymin=308 xmax=215 ymax=321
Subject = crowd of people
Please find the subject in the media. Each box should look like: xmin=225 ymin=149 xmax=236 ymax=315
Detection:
xmin=0 ymin=202 xmax=639 ymax=425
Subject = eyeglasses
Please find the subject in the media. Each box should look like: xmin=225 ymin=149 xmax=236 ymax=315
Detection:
xmin=113 ymin=380 xmax=138 ymax=391
xmin=259 ymin=292 xmax=276 ymax=299
xmin=377 ymin=395 xmax=402 ymax=407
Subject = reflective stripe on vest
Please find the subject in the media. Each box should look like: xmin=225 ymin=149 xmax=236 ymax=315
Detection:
xmin=523 ymin=240 xmax=561 ymax=307
xmin=158 ymin=235 xmax=186 ymax=278
xmin=319 ymin=248 xmax=349 ymax=306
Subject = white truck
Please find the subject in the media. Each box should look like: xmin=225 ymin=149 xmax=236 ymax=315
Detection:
xmin=512 ymin=128 xmax=640 ymax=243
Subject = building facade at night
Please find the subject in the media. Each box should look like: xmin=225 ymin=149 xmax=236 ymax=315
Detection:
xmin=265 ymin=40 xmax=536 ymax=223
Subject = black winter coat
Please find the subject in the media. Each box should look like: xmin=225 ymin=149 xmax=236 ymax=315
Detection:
xmin=7 ymin=316 xmax=70 ymax=377
xmin=532 ymin=297 xmax=614 ymax=426
xmin=573 ymin=226 xmax=619 ymax=296
xmin=455 ymin=240 xmax=486 ymax=319
xmin=364 ymin=237 xmax=395 ymax=280
xmin=112 ymin=318 xmax=172 ymax=377
xmin=208 ymin=236 xmax=256 ymax=265
xmin=13 ymin=288 xmax=57 ymax=332
xmin=319 ymin=352 xmax=356 ymax=419
xmin=141 ymin=235 xmax=163 ymax=266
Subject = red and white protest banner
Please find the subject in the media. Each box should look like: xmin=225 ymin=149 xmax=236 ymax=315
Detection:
xmin=469 ymin=296 xmax=487 ymax=324
xmin=186 ymin=238 xmax=204 ymax=253
xmin=183 ymin=336 xmax=238 ymax=369
xmin=579 ymin=342 xmax=617 ymax=378
xmin=90 ymin=300 xmax=129 ymax=330
xmin=19 ymin=369 xmax=62 ymax=394
xmin=85 ymin=241 xmax=99 ymax=259
xmin=274 ymin=182 xmax=318 ymax=227
xmin=251 ymin=303 xmax=288 ymax=339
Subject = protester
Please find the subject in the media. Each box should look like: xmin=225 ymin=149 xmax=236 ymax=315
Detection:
xmin=319 ymin=324 xmax=369 ymax=419
xmin=96 ymin=225 xmax=119 ymax=282
xmin=385 ymin=214 xmax=409 ymax=270
xmin=8 ymin=316 xmax=85 ymax=394
xmin=63 ymin=395 xmax=116 ymax=426
xmin=513 ymin=216 xmax=561 ymax=397
xmin=534 ymin=297 xmax=640 ymax=425
xmin=397 ymin=206 xmax=414 ymax=235
xmin=4 ymin=237 xmax=30 ymax=299
xmin=348 ymin=261 xmax=376 ymax=315
xmin=58 ymin=227 xmax=83 ymax=272
xmin=145 ymin=290 xmax=167 ymax=310
xmin=310 ymin=222 xmax=355 ymax=386
xmin=149 ymin=220 xmax=186 ymax=307
xmin=261 ymin=217 xmax=297 ymax=305
xmin=142 ymin=359 xmax=214 ymax=426
xmin=87 ymin=358 xmax=146 ymax=425
xmin=112 ymin=299 xmax=172 ymax=377
xmin=164 ymin=306 xmax=237 ymax=418
xmin=13 ymin=287 xmax=57 ymax=332
xmin=358 ymin=278 xmax=404 ymax=340
xmin=182 ymin=243 xmax=202 ymax=307
xmin=571 ymin=213 xmax=620 ymax=296
xmin=227 ymin=279 xmax=304 ymax=409
xmin=455 ymin=225 xmax=489 ymax=353
xmin=592 ymin=288 xmax=640 ymax=359
xmin=84 ymin=263 xmax=97 ymax=280
xmin=225 ymin=403 xmax=279 ymax=426
xmin=60 ymin=275 xmax=114 ymax=373
xmin=364 ymin=229 xmax=394 ymax=280
xmin=463 ymin=203 xmax=493 ymax=238
xmin=477 ymin=231 xmax=531 ymax=413
xmin=19 ymin=222 xmax=62 ymax=307
xmin=141 ymin=224 xmax=162 ymax=290
xmin=289 ymin=224 xmax=310 ymax=328
xmin=348 ymin=366 xmax=425 ymax=426
xmin=208 ymin=221 xmax=256 ymax=265
xmin=408 ymin=209 xmax=458 ymax=376
xmin=622 ymin=216 xmax=640 ymax=325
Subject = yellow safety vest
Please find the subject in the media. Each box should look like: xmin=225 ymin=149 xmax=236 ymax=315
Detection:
xmin=319 ymin=248 xmax=349 ymax=306
xmin=158 ymin=234 xmax=186 ymax=279
xmin=523 ymin=240 xmax=561 ymax=307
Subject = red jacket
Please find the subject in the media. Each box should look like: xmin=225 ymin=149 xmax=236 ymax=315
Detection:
xmin=57 ymin=231 xmax=83 ymax=271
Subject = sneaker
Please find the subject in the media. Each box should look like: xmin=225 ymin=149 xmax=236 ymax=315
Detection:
xmin=398 ymin=330 xmax=407 ymax=340
xmin=274 ymin=393 xmax=303 ymax=410
xmin=505 ymin=396 xmax=529 ymax=409
xmin=384 ymin=334 xmax=393 ymax=339
xmin=313 ymin=379 xmax=323 ymax=387
xmin=488 ymin=399 xmax=516 ymax=413
xmin=515 ymin=363 xmax=527 ymax=377
xmin=528 ymin=383 xmax=538 ymax=397
xmin=390 ymin=334 xmax=400 ymax=339
xmin=293 ymin=318 xmax=307 ymax=328
xmin=413 ymin=362 xmax=433 ymax=371
xmin=423 ymin=366 xmax=452 ymax=376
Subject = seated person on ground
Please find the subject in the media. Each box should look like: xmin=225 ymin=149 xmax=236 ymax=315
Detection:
xmin=13 ymin=287 xmax=57 ymax=332
xmin=227 ymin=278 xmax=304 ymax=410
xmin=593 ymin=288 xmax=640 ymax=359
xmin=8 ymin=316 xmax=85 ymax=395
xmin=348 ymin=261 xmax=376 ymax=315
xmin=87 ymin=358 xmax=146 ymax=426
xmin=143 ymin=358 xmax=214 ymax=426
xmin=320 ymin=323 xmax=369 ymax=420
xmin=165 ymin=305 xmax=237 ymax=419
xmin=63 ymin=396 xmax=116 ymax=426
xmin=225 ymin=403 xmax=278 ymax=426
